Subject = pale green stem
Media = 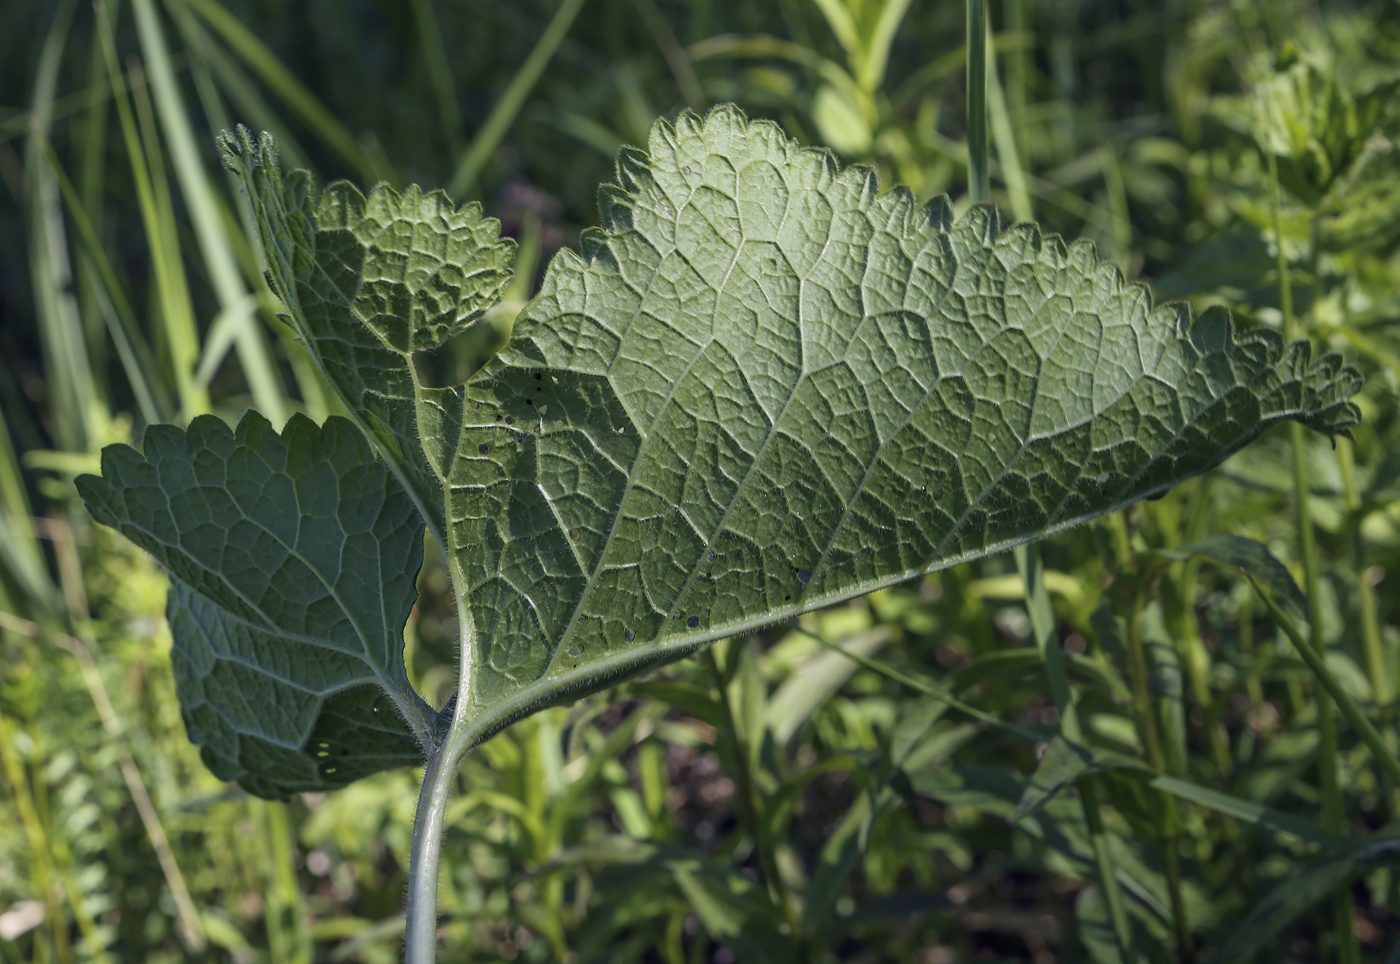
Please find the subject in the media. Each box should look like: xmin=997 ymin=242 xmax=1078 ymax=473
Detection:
xmin=404 ymin=588 xmax=479 ymax=964
xmin=1123 ymin=580 xmax=1194 ymax=960
xmin=965 ymin=0 xmax=989 ymax=205
xmin=1256 ymin=586 xmax=1400 ymax=790
xmin=1267 ymin=146 xmax=1358 ymax=964
xmin=404 ymin=741 xmax=452 ymax=964
xmin=1016 ymin=545 xmax=1136 ymax=961
xmin=702 ymin=647 xmax=808 ymax=961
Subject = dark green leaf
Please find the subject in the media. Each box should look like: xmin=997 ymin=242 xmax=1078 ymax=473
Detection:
xmin=77 ymin=412 xmax=433 ymax=798
xmin=1153 ymin=534 xmax=1306 ymax=616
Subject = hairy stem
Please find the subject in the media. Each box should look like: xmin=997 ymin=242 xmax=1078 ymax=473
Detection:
xmin=404 ymin=741 xmax=452 ymax=964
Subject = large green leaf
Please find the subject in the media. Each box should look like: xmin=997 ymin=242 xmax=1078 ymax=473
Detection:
xmin=77 ymin=412 xmax=434 ymax=799
xmin=220 ymin=128 xmax=515 ymax=542
xmin=430 ymin=106 xmax=1359 ymax=732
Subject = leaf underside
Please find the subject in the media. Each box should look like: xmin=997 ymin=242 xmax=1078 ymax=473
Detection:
xmin=119 ymin=105 xmax=1364 ymax=794
xmin=78 ymin=413 xmax=432 ymax=799
xmin=441 ymin=107 xmax=1360 ymax=717
xmin=221 ymin=132 xmax=516 ymax=542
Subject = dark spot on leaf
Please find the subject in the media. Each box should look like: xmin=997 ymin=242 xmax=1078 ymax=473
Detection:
xmin=784 ymin=595 xmax=791 ymax=601
xmin=534 ymin=372 xmax=542 ymax=380
xmin=624 ymin=629 xmax=636 ymax=643
xmin=798 ymin=570 xmax=811 ymax=583
xmin=341 ymin=749 xmax=348 ymax=756
xmin=526 ymin=398 xmax=533 ymax=405
xmin=687 ymin=616 xmax=699 ymax=628
xmin=569 ymin=528 xmax=580 ymax=541
xmin=517 ymin=432 xmax=529 ymax=443
xmin=568 ymin=644 xmax=584 ymax=657
xmin=495 ymin=414 xmax=502 ymax=421
xmin=506 ymin=416 xmax=515 ymax=425
xmin=479 ymin=443 xmax=491 ymax=454
xmin=682 ymin=165 xmax=692 ymax=175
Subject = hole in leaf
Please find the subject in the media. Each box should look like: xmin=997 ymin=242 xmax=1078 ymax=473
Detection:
xmin=686 ymin=616 xmax=699 ymax=628
xmin=506 ymin=416 xmax=515 ymax=425
xmin=478 ymin=443 xmax=491 ymax=455
xmin=624 ymin=629 xmax=636 ymax=643
xmin=798 ymin=570 xmax=811 ymax=583
xmin=784 ymin=595 xmax=791 ymax=601
xmin=517 ymin=432 xmax=529 ymax=443
xmin=534 ymin=372 xmax=542 ymax=380
xmin=526 ymin=398 xmax=533 ymax=405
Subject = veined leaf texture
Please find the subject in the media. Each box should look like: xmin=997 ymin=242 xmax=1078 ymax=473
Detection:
xmin=80 ymin=107 xmax=1359 ymax=797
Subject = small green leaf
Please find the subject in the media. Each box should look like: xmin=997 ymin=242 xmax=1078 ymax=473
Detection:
xmin=77 ymin=412 xmax=433 ymax=799
xmin=1152 ymin=534 xmax=1306 ymax=616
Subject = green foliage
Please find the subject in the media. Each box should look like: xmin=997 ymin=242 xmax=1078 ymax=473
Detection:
xmin=80 ymin=106 xmax=1360 ymax=810
xmin=6 ymin=1 xmax=1400 ymax=962
xmin=76 ymin=412 xmax=433 ymax=797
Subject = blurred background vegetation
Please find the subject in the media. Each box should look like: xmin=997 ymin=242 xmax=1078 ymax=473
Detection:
xmin=4 ymin=0 xmax=1400 ymax=961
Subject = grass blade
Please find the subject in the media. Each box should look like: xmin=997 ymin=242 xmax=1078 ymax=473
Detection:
xmin=131 ymin=0 xmax=287 ymax=424
xmin=446 ymin=0 xmax=589 ymax=199
xmin=177 ymin=0 xmax=381 ymax=182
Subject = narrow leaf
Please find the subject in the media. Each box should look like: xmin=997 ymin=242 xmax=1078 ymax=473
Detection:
xmin=1152 ymin=534 xmax=1306 ymax=616
xmin=77 ymin=413 xmax=433 ymax=799
xmin=1014 ymin=736 xmax=1147 ymax=823
xmin=1218 ymin=840 xmax=1400 ymax=964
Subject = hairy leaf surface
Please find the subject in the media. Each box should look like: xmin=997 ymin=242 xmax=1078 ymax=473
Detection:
xmin=221 ymin=129 xmax=515 ymax=541
xmin=77 ymin=413 xmax=433 ymax=798
xmin=437 ymin=107 xmax=1360 ymax=725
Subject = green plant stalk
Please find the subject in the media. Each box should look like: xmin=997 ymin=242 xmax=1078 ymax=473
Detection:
xmin=1123 ymin=581 xmax=1194 ymax=959
xmin=1267 ymin=147 xmax=1358 ymax=964
xmin=1015 ymin=545 xmax=1136 ymax=961
xmin=447 ymin=0 xmax=589 ymax=198
xmin=1255 ymin=585 xmax=1400 ymax=788
xmin=703 ymin=647 xmax=808 ymax=960
xmin=987 ymin=7 xmax=1130 ymax=952
xmin=965 ymin=0 xmax=989 ymax=205
xmin=1336 ymin=441 xmax=1387 ymax=707
xmin=404 ymin=738 xmax=453 ymax=964
xmin=1337 ymin=439 xmax=1396 ymax=815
